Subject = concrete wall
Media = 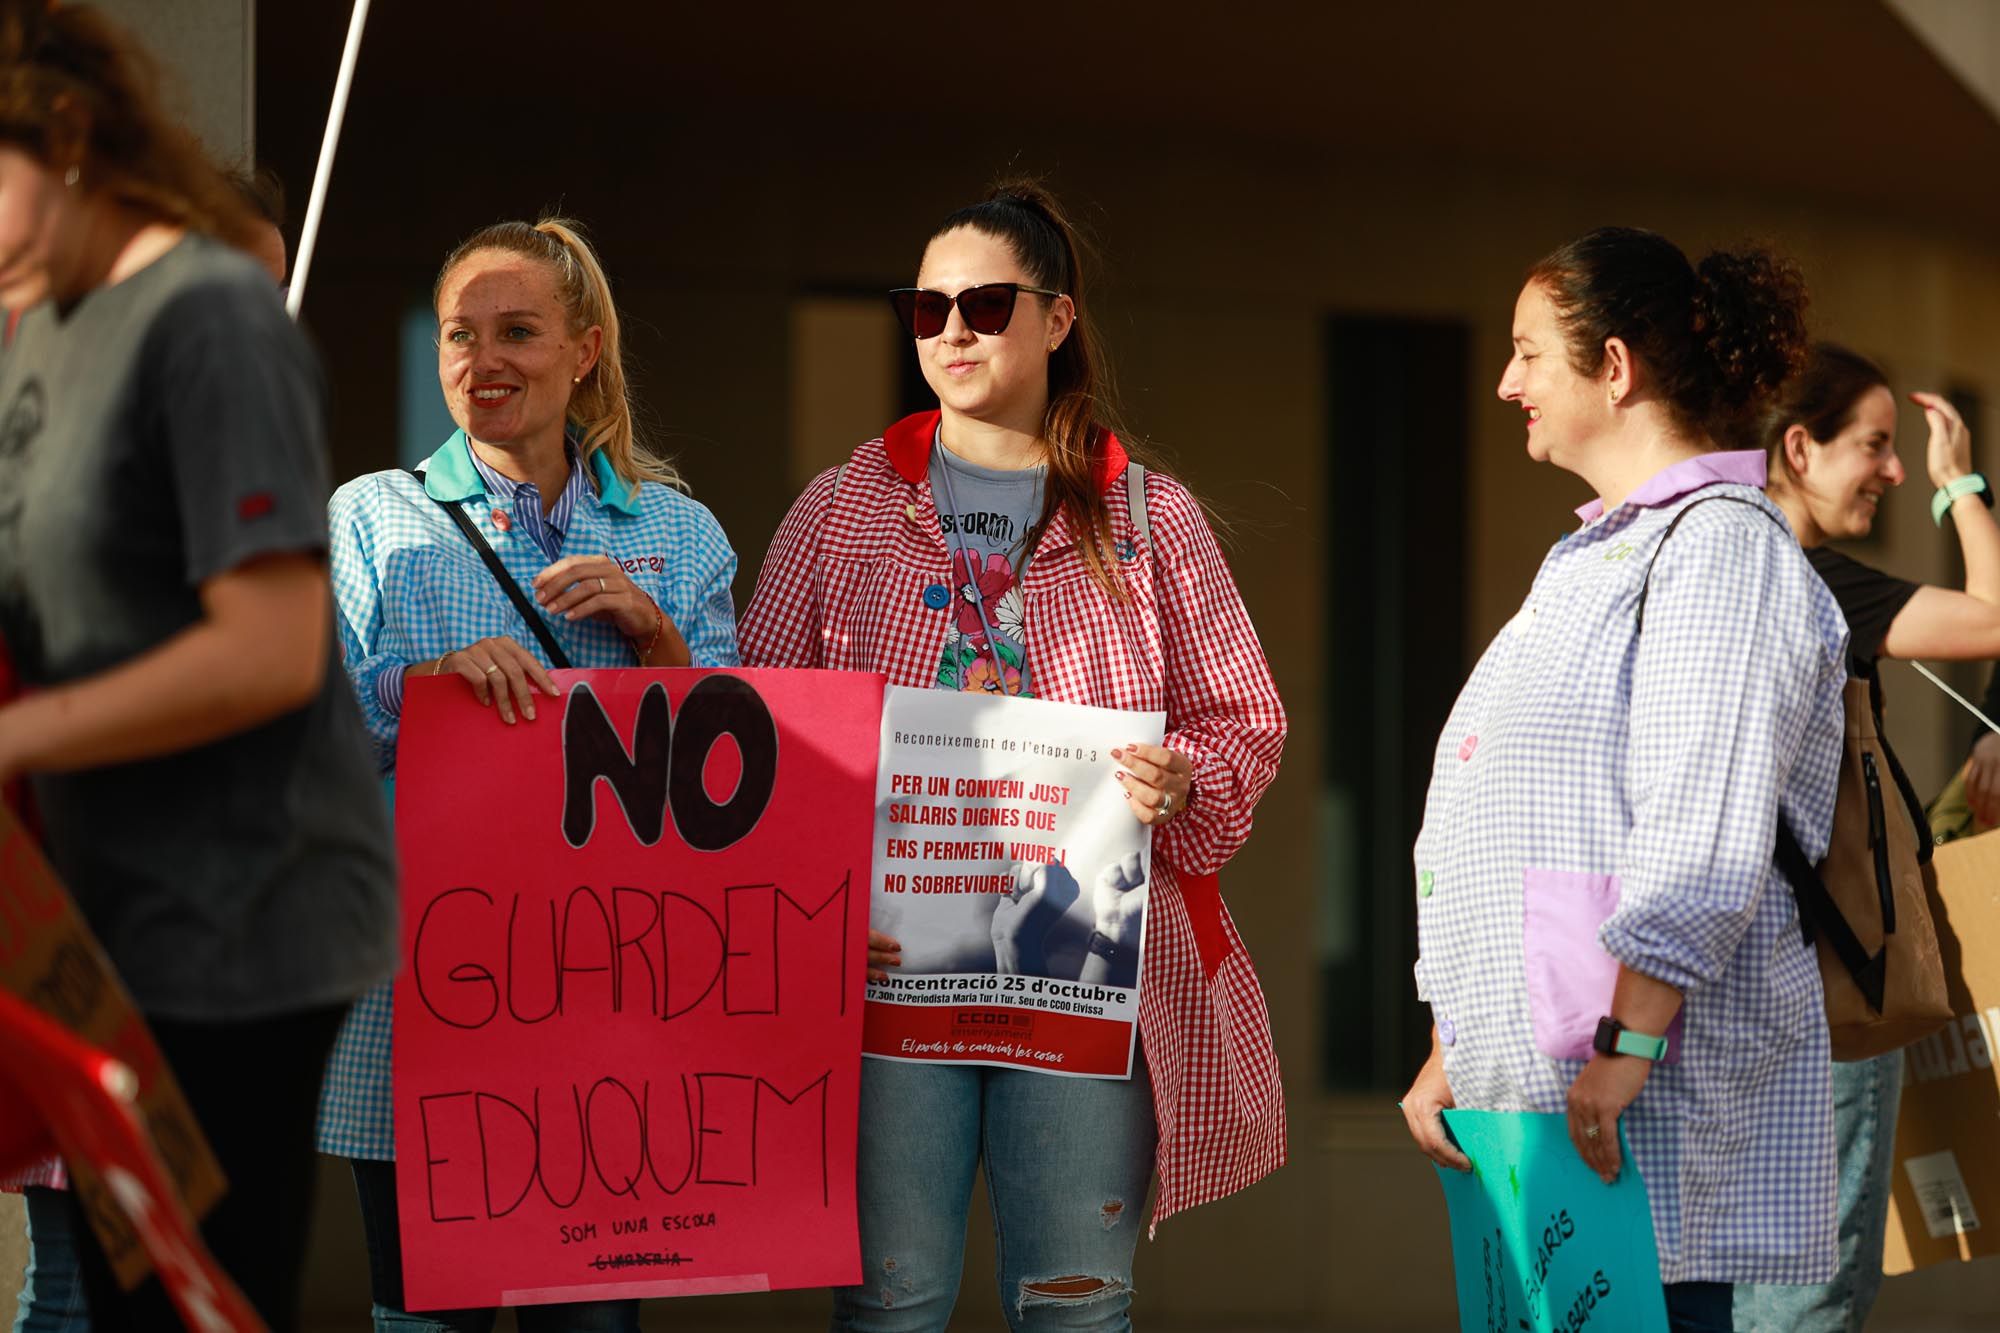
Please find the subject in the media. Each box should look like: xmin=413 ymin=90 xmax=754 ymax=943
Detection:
xmin=94 ymin=0 xmax=254 ymax=166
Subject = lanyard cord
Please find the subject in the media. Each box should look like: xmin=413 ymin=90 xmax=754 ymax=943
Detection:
xmin=933 ymin=441 xmax=1039 ymax=698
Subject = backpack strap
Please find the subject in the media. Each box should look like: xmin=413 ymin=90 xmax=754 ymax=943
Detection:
xmin=1633 ymin=492 xmax=1839 ymax=950
xmin=1634 ymin=493 xmax=1783 ymax=632
xmin=1774 ymin=818 xmax=1888 ymax=1011
xmin=408 ymin=469 xmax=575 ymax=670
xmin=1126 ymin=462 xmax=1151 ymax=552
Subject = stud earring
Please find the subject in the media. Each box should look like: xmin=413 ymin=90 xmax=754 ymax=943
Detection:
xmin=1049 ymin=341 xmax=1059 ymax=353
xmin=63 ymin=165 xmax=79 ymax=188
xmin=572 ymin=376 xmax=581 ymax=384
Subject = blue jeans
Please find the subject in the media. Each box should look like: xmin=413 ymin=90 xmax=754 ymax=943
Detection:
xmin=348 ymin=1158 xmax=638 ymax=1333
xmin=14 ymin=1187 xmax=87 ymax=1333
xmin=1733 ymin=1051 xmax=1901 ymax=1332
xmin=830 ymin=1056 xmax=1157 ymax=1333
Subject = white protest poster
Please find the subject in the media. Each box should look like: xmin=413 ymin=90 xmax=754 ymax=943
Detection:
xmin=867 ymin=686 xmax=1165 ymax=1078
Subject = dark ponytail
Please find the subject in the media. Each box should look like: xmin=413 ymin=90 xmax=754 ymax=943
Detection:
xmin=1528 ymin=226 xmax=1810 ymax=447
xmin=927 ymin=179 xmax=1141 ymax=598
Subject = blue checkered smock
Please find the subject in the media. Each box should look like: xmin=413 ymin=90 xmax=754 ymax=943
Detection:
xmin=1413 ymin=454 xmax=1849 ymax=1285
xmin=314 ymin=430 xmax=739 ymax=1158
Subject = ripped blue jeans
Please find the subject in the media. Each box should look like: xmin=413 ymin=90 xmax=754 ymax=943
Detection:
xmin=831 ymin=1055 xmax=1157 ymax=1333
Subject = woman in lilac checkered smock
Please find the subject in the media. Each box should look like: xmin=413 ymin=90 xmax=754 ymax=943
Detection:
xmin=1400 ymin=228 xmax=1849 ymax=1333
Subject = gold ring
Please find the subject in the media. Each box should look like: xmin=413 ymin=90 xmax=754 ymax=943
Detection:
xmin=483 ymin=664 xmax=502 ymax=677
xmin=598 ymin=576 xmax=607 ymax=593
xmin=1583 ymin=1124 xmax=1601 ymax=1141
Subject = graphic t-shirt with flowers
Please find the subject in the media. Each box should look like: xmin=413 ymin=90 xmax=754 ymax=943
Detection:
xmin=928 ymin=441 xmax=1045 ymax=697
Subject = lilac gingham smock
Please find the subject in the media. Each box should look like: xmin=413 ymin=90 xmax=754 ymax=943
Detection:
xmin=314 ymin=430 xmax=739 ymax=1158
xmin=1413 ymin=452 xmax=1849 ymax=1285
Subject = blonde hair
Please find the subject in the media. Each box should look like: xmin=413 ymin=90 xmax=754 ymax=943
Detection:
xmin=434 ymin=217 xmax=681 ymax=491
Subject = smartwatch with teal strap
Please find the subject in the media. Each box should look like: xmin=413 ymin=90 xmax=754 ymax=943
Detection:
xmin=1592 ymin=1015 xmax=1667 ymax=1061
xmin=1932 ymin=473 xmax=1991 ymax=527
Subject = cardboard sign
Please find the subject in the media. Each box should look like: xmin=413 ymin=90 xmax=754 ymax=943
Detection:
xmin=1884 ymin=827 xmax=2000 ymax=1273
xmin=1433 ymin=1109 xmax=1669 ymax=1333
xmin=0 ymin=803 xmax=226 ymax=1288
xmin=865 ymin=687 xmax=1163 ymax=1079
xmin=393 ymin=668 xmax=880 ymax=1310
xmin=0 ymin=988 xmax=261 ymax=1332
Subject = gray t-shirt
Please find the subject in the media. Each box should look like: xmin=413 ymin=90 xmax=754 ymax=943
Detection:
xmin=0 ymin=235 xmax=395 ymax=1020
xmin=928 ymin=441 xmax=1045 ymax=697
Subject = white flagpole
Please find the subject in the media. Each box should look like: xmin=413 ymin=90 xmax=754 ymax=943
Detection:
xmin=285 ymin=0 xmax=372 ymax=321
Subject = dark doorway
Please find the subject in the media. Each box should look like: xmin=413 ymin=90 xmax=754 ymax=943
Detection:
xmin=1320 ymin=316 xmax=1470 ymax=1091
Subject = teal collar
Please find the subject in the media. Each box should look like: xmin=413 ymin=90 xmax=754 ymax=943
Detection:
xmin=419 ymin=429 xmax=641 ymax=516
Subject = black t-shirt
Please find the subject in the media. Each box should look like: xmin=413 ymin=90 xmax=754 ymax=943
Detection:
xmin=0 ymin=235 xmax=395 ymax=1020
xmin=1807 ymin=546 xmax=1920 ymax=683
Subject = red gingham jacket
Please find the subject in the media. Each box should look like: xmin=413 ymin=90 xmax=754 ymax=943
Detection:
xmin=740 ymin=411 xmax=1288 ymax=1229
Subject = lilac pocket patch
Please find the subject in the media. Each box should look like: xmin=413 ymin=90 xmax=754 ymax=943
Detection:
xmin=1522 ymin=868 xmax=1682 ymax=1064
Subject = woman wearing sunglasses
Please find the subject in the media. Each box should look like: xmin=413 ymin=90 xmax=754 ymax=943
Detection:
xmin=740 ymin=181 xmax=1288 ymax=1331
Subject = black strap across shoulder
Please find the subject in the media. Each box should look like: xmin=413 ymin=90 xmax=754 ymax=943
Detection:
xmin=1633 ymin=494 xmax=1784 ymax=632
xmin=408 ymin=468 xmax=573 ymax=670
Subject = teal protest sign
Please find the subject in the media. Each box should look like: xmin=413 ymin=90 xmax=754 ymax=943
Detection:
xmin=1433 ymin=1108 xmax=1668 ymax=1333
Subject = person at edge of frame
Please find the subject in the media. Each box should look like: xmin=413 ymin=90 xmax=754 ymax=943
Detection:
xmin=0 ymin=146 xmax=290 ymax=1333
xmin=1400 ymin=225 xmax=1845 ymax=1333
xmin=1735 ymin=345 xmax=2000 ymax=1332
xmin=0 ymin=3 xmax=398 ymax=1328
xmin=739 ymin=178 xmax=1288 ymax=1332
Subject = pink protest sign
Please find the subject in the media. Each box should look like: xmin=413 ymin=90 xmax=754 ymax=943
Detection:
xmin=392 ymin=668 xmax=880 ymax=1310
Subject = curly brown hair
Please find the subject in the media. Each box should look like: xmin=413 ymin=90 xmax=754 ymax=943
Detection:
xmin=1527 ymin=226 xmax=1811 ymax=449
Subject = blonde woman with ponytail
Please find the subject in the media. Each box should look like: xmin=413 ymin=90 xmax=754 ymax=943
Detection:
xmin=742 ymin=182 xmax=1288 ymax=1331
xmin=315 ymin=218 xmax=739 ymax=1333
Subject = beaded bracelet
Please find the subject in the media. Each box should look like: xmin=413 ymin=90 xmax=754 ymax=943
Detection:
xmin=633 ymin=603 xmax=665 ymax=663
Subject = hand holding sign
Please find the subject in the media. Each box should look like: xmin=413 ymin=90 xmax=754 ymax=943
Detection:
xmin=1110 ymin=742 xmax=1192 ymax=827
xmin=413 ymin=635 xmax=559 ymax=724
xmin=864 ymin=928 xmax=902 ymax=984
xmin=1400 ymin=1040 xmax=1470 ymax=1173
xmin=1432 ymin=1109 xmax=1668 ymax=1333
